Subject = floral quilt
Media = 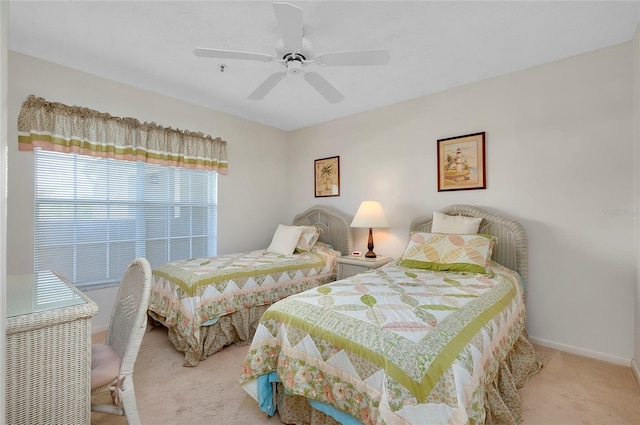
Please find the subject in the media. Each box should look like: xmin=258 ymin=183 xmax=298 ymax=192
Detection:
xmin=148 ymin=243 xmax=340 ymax=362
xmin=240 ymin=261 xmax=527 ymax=425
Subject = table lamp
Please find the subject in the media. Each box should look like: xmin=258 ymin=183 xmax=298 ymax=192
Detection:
xmin=350 ymin=201 xmax=390 ymax=258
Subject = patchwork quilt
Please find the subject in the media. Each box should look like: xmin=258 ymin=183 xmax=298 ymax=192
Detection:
xmin=240 ymin=261 xmax=527 ymax=425
xmin=148 ymin=243 xmax=340 ymax=363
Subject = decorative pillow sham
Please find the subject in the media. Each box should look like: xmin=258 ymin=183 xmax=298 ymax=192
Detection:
xmin=295 ymin=226 xmax=321 ymax=253
xmin=431 ymin=211 xmax=482 ymax=234
xmin=313 ymin=241 xmax=335 ymax=251
xmin=398 ymin=232 xmax=496 ymax=274
xmin=267 ymin=224 xmax=303 ymax=256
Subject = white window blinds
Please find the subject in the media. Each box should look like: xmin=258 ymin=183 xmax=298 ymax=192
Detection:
xmin=34 ymin=149 xmax=217 ymax=289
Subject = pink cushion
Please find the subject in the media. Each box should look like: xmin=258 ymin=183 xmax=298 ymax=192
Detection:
xmin=91 ymin=344 xmax=122 ymax=389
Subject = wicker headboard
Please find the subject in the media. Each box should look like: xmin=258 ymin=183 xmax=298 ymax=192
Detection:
xmin=409 ymin=204 xmax=528 ymax=283
xmin=293 ymin=205 xmax=353 ymax=256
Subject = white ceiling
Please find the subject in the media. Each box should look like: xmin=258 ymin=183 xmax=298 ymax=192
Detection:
xmin=8 ymin=1 xmax=640 ymax=131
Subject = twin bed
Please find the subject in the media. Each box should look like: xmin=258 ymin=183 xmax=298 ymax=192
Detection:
xmin=148 ymin=203 xmax=543 ymax=424
xmin=239 ymin=204 xmax=543 ymax=425
xmin=147 ymin=205 xmax=354 ymax=366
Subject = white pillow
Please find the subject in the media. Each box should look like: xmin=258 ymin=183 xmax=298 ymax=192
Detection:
xmin=267 ymin=224 xmax=303 ymax=255
xmin=431 ymin=211 xmax=482 ymax=234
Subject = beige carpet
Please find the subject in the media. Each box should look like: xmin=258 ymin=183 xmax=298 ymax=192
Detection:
xmin=91 ymin=327 xmax=640 ymax=425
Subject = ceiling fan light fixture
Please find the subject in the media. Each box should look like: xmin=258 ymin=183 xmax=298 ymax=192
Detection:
xmin=287 ymin=60 xmax=303 ymax=75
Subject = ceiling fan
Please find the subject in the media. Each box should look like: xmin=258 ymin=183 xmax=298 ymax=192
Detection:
xmin=193 ymin=2 xmax=390 ymax=103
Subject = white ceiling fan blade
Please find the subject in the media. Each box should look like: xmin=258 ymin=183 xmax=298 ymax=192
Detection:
xmin=304 ymin=72 xmax=344 ymax=104
xmin=273 ymin=2 xmax=303 ymax=52
xmin=315 ymin=50 xmax=390 ymax=66
xmin=247 ymin=72 xmax=286 ymax=100
xmin=194 ymin=48 xmax=273 ymax=62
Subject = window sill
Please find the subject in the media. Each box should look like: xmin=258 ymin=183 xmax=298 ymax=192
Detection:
xmin=76 ymin=281 xmax=120 ymax=292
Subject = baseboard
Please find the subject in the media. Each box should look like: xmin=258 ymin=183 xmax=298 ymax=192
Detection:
xmin=632 ymin=358 xmax=640 ymax=389
xmin=92 ymin=323 xmax=109 ymax=334
xmin=529 ymin=336 xmax=631 ymax=366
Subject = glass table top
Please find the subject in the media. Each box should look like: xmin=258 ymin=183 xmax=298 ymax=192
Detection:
xmin=6 ymin=271 xmax=84 ymax=318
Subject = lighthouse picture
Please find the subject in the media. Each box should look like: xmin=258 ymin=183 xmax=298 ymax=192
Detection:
xmin=437 ymin=132 xmax=486 ymax=191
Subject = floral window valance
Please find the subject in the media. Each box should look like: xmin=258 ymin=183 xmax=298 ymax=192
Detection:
xmin=18 ymin=95 xmax=228 ymax=174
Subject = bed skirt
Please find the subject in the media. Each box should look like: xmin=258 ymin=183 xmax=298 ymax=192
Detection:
xmin=149 ymin=303 xmax=272 ymax=367
xmin=274 ymin=331 xmax=547 ymax=425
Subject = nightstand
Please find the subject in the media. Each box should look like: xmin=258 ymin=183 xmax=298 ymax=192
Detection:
xmin=336 ymin=255 xmax=393 ymax=280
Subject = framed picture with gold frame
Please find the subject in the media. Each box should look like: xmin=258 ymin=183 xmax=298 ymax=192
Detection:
xmin=314 ymin=156 xmax=340 ymax=197
xmin=437 ymin=132 xmax=486 ymax=191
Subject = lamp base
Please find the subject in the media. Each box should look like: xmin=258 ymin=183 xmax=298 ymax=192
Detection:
xmin=365 ymin=227 xmax=376 ymax=258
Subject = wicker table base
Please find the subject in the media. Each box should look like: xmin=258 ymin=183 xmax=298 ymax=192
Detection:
xmin=6 ymin=272 xmax=98 ymax=425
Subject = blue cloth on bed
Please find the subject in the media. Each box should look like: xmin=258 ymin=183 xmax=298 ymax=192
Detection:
xmin=308 ymin=400 xmax=363 ymax=425
xmin=257 ymin=372 xmax=362 ymax=424
xmin=518 ymin=272 xmax=527 ymax=293
xmin=257 ymin=372 xmax=278 ymax=416
xmin=201 ymin=317 xmax=219 ymax=326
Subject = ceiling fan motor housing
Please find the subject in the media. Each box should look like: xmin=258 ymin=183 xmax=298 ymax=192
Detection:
xmin=277 ymin=37 xmax=314 ymax=62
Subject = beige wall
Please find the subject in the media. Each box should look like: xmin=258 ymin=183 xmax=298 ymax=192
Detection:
xmin=287 ymin=43 xmax=635 ymax=363
xmin=7 ymin=51 xmax=289 ymax=329
xmin=6 ymin=43 xmax=638 ymax=364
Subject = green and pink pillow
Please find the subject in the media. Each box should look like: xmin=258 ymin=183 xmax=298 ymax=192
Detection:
xmin=399 ymin=232 xmax=496 ymax=275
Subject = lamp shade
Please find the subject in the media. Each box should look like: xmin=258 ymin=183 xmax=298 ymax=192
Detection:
xmin=350 ymin=201 xmax=390 ymax=228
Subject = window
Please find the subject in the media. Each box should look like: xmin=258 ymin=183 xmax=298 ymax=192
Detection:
xmin=34 ymin=149 xmax=217 ymax=290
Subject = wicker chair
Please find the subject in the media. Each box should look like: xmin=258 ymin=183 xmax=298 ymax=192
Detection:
xmin=91 ymin=258 xmax=152 ymax=425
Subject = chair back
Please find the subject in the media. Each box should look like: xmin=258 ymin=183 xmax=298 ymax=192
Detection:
xmin=104 ymin=258 xmax=152 ymax=376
